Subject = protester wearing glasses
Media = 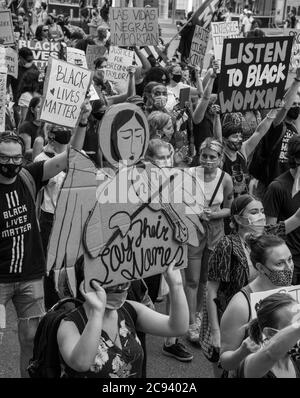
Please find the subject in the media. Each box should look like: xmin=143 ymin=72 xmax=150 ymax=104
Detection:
xmin=35 ymin=24 xmax=49 ymax=41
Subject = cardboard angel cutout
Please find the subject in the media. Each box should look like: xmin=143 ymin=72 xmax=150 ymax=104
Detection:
xmin=47 ymin=103 xmax=205 ymax=295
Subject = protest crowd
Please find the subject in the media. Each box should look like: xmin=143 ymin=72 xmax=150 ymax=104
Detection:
xmin=1 ymin=0 xmax=300 ymax=380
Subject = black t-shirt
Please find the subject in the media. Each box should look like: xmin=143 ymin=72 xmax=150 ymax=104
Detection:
xmin=222 ymin=152 xmax=249 ymax=197
xmin=0 ymin=162 xmax=46 ymax=282
xmin=18 ymin=121 xmax=40 ymax=147
xmin=263 ymin=171 xmax=300 ymax=264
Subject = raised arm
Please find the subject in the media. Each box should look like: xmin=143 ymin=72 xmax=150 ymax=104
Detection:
xmin=243 ymin=319 xmax=300 ymax=378
xmin=192 ymin=68 xmax=217 ymax=124
xmin=42 ymin=98 xmax=91 ymax=181
xmin=134 ymin=47 xmax=151 ymax=73
xmin=242 ymin=108 xmax=279 ymax=159
xmin=129 ymin=261 xmax=189 ymax=337
xmin=107 ymin=65 xmax=136 ymax=106
xmin=273 ymin=67 xmax=300 ymax=127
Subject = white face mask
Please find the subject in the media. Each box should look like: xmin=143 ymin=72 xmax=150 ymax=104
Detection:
xmin=105 ymin=291 xmax=128 ymax=310
xmin=237 ymin=213 xmax=266 ymax=234
xmin=155 ymin=158 xmax=173 ymax=168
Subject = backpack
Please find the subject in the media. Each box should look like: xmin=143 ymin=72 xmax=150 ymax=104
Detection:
xmin=20 ymin=168 xmax=36 ymax=202
xmin=27 ymin=297 xmax=84 ymax=378
xmin=248 ymin=124 xmax=287 ymax=184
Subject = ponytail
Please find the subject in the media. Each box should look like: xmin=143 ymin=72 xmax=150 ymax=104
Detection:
xmin=247 ymin=318 xmax=263 ymax=345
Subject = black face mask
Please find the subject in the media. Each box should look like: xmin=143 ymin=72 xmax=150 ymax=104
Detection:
xmin=0 ymin=164 xmax=22 ymax=179
xmin=226 ymin=140 xmax=243 ymax=152
xmin=172 ymin=74 xmax=182 ymax=83
xmin=52 ymin=130 xmax=72 ymax=145
xmin=287 ymin=106 xmax=300 ymax=120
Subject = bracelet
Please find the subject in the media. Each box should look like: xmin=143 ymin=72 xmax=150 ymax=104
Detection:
xmin=78 ymin=121 xmax=88 ymax=127
xmin=266 ymin=114 xmax=276 ymax=119
xmin=295 ymin=77 xmax=300 ymax=82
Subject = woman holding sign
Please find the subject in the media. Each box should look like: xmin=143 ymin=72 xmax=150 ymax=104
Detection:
xmin=57 ymin=260 xmax=189 ymax=378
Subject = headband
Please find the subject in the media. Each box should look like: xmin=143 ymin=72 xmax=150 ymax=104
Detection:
xmin=200 ymin=140 xmax=223 ymax=156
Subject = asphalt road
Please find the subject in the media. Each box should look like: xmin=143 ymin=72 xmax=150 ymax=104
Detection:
xmin=0 ymin=299 xmax=213 ymax=379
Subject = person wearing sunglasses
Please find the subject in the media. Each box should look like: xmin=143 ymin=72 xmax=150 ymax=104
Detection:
xmin=35 ymin=24 xmax=49 ymax=41
xmin=57 ymin=260 xmax=189 ymax=378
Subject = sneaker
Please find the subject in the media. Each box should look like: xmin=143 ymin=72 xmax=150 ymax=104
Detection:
xmin=162 ymin=339 xmax=193 ymax=362
xmin=186 ymin=322 xmax=200 ymax=343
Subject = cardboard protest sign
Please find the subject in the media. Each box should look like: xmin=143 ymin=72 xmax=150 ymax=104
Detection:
xmin=189 ymin=25 xmax=209 ymax=70
xmin=86 ymin=44 xmax=107 ymax=70
xmin=4 ymin=47 xmax=18 ymax=79
xmin=250 ymin=285 xmax=300 ymax=319
xmin=47 ymin=103 xmax=204 ymax=292
xmin=40 ymin=57 xmax=92 ymax=128
xmin=18 ymin=40 xmax=61 ymax=74
xmin=0 ymin=66 xmax=7 ymax=132
xmin=105 ymin=46 xmax=134 ymax=85
xmin=218 ymin=36 xmax=294 ymax=113
xmin=0 ymin=10 xmax=14 ymax=46
xmin=211 ymin=21 xmax=240 ymax=72
xmin=283 ymin=29 xmax=300 ymax=74
xmin=66 ymin=47 xmax=87 ymax=68
xmin=109 ymin=7 xmax=159 ymax=47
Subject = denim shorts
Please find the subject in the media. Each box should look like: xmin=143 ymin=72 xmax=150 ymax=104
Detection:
xmin=0 ymin=279 xmax=45 ymax=327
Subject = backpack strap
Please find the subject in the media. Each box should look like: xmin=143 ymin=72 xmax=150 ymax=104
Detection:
xmin=20 ymin=168 xmax=36 ymax=202
xmin=123 ymin=301 xmax=138 ymax=328
xmin=240 ymin=285 xmax=253 ymax=323
xmin=208 ymin=170 xmax=225 ymax=207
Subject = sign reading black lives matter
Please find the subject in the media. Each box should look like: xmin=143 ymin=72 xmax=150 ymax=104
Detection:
xmin=218 ymin=36 xmax=293 ymax=113
xmin=109 ymin=7 xmax=159 ymax=47
xmin=189 ymin=25 xmax=209 ymax=69
xmin=40 ymin=57 xmax=92 ymax=128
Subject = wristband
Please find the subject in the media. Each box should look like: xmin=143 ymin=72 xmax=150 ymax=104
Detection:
xmin=79 ymin=122 xmax=88 ymax=128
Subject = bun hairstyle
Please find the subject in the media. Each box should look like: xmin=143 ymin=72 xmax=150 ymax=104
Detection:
xmin=247 ymin=292 xmax=297 ymax=344
xmin=244 ymin=234 xmax=285 ymax=270
xmin=230 ymin=194 xmax=255 ymax=231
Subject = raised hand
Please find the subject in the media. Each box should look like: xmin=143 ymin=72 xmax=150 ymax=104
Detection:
xmin=79 ymin=280 xmax=107 ymax=314
xmin=164 ymin=260 xmax=183 ymax=288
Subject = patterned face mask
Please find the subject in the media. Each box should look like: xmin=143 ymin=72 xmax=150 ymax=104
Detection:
xmin=262 ymin=266 xmax=293 ymax=286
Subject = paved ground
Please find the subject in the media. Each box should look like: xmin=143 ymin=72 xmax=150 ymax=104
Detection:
xmin=0 ymin=299 xmax=213 ymax=379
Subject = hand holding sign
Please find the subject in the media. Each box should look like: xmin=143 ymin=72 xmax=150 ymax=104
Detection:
xmin=164 ymin=260 xmax=184 ymax=289
xmin=79 ymin=280 xmax=106 ymax=314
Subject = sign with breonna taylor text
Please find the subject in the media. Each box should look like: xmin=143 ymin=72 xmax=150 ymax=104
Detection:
xmin=0 ymin=66 xmax=7 ymax=132
xmin=251 ymin=284 xmax=300 ymax=319
xmin=218 ymin=36 xmax=293 ymax=113
xmin=189 ymin=25 xmax=209 ymax=69
xmin=211 ymin=21 xmax=240 ymax=72
xmin=109 ymin=7 xmax=159 ymax=47
xmin=106 ymin=46 xmax=134 ymax=85
xmin=18 ymin=40 xmax=61 ymax=74
xmin=0 ymin=10 xmax=14 ymax=46
xmin=40 ymin=57 xmax=92 ymax=128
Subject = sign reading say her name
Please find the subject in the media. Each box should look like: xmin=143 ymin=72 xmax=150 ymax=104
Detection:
xmin=18 ymin=40 xmax=61 ymax=73
xmin=211 ymin=21 xmax=240 ymax=72
xmin=0 ymin=10 xmax=14 ymax=46
xmin=189 ymin=25 xmax=209 ymax=69
xmin=106 ymin=46 xmax=134 ymax=84
xmin=40 ymin=57 xmax=92 ymax=128
xmin=0 ymin=66 xmax=7 ymax=132
xmin=218 ymin=36 xmax=293 ymax=113
xmin=250 ymin=285 xmax=300 ymax=319
xmin=109 ymin=7 xmax=159 ymax=47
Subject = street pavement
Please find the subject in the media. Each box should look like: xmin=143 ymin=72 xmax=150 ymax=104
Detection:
xmin=0 ymin=299 xmax=213 ymax=378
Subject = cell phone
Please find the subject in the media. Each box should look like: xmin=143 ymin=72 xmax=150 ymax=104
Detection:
xmin=179 ymin=87 xmax=190 ymax=109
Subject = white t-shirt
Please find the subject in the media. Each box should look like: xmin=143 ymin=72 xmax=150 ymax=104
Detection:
xmin=18 ymin=92 xmax=33 ymax=108
xmin=242 ymin=16 xmax=253 ymax=33
xmin=34 ymin=151 xmax=66 ymax=214
xmin=166 ymin=82 xmax=190 ymax=112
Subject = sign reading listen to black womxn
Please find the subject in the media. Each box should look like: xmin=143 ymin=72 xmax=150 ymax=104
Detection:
xmin=218 ymin=36 xmax=293 ymax=113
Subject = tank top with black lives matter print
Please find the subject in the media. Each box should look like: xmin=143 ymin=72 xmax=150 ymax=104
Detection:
xmin=0 ymin=162 xmax=45 ymax=282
